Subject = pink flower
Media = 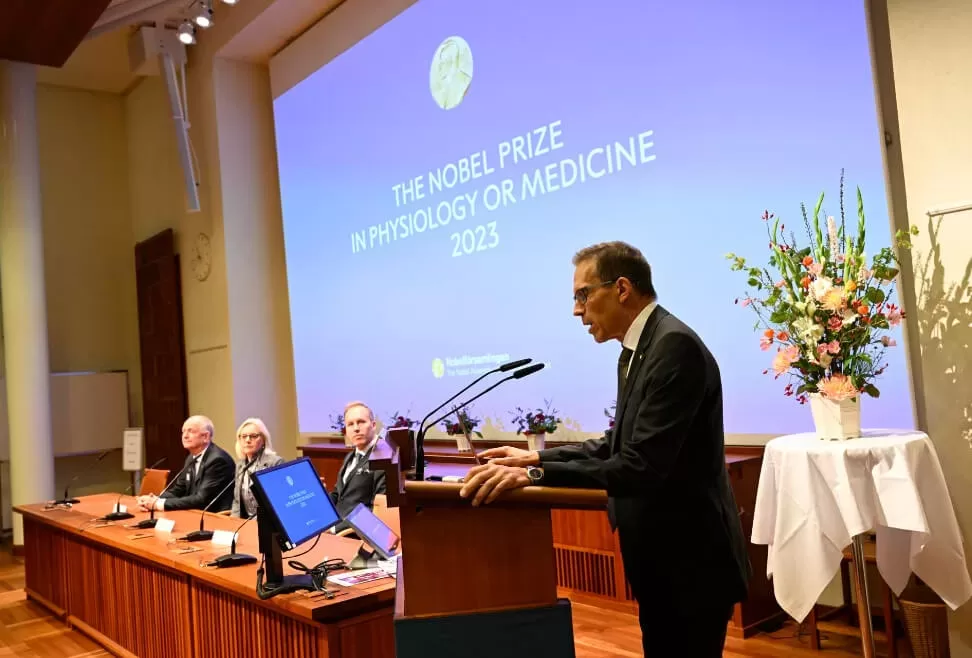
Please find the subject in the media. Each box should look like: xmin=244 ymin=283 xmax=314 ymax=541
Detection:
xmin=759 ymin=335 xmax=774 ymax=351
xmin=809 ymin=262 xmax=824 ymax=276
xmin=887 ymin=308 xmax=903 ymax=327
xmin=740 ymin=298 xmax=753 ymax=308
xmin=775 ymin=280 xmax=786 ymax=288
xmin=772 ymin=346 xmax=800 ymax=377
xmin=881 ymin=336 xmax=897 ymax=347
xmin=825 ymin=340 xmax=841 ymax=355
xmin=827 ymin=316 xmax=843 ymax=331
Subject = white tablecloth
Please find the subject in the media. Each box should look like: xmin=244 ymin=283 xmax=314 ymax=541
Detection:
xmin=751 ymin=429 xmax=972 ymax=622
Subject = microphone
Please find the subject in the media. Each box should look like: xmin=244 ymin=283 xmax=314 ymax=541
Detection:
xmin=133 ymin=457 xmax=193 ymax=529
xmin=181 ymin=461 xmax=257 ymax=542
xmin=418 ymin=363 xmax=545 ymax=480
xmin=103 ymin=457 xmax=167 ymax=522
xmin=53 ymin=448 xmax=115 ymax=505
xmin=210 ymin=515 xmax=258 ymax=568
xmin=414 ymin=358 xmax=533 ymax=481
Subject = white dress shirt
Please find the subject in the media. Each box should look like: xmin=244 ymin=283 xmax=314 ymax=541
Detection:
xmin=621 ymin=301 xmax=657 ymax=377
xmin=155 ymin=444 xmax=209 ymax=510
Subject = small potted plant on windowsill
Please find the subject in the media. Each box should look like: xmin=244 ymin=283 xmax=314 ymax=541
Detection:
xmin=510 ymin=400 xmax=562 ymax=451
xmin=605 ymin=400 xmax=617 ymax=429
xmin=329 ymin=413 xmax=348 ymax=445
xmin=442 ymin=406 xmax=483 ymax=453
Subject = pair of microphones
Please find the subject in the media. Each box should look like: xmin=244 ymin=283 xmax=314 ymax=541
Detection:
xmin=412 ymin=358 xmax=545 ymax=481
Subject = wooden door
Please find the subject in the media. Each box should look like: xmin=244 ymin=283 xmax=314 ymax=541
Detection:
xmin=134 ymin=229 xmax=189 ymax=474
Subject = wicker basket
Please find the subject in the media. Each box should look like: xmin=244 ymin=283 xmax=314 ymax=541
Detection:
xmin=899 ymin=581 xmax=950 ymax=658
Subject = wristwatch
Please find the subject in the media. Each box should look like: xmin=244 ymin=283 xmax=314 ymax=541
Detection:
xmin=525 ymin=465 xmax=544 ymax=485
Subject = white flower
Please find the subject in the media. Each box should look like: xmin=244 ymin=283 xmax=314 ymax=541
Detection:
xmin=810 ymin=277 xmax=833 ymax=301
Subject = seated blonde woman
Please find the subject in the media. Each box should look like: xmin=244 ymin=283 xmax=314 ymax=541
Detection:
xmin=231 ymin=417 xmax=285 ymax=518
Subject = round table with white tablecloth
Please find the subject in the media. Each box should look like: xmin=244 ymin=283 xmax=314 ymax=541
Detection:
xmin=751 ymin=429 xmax=972 ymax=656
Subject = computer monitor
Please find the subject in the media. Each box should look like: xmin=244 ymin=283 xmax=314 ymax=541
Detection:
xmin=344 ymin=502 xmax=400 ymax=561
xmin=250 ymin=457 xmax=341 ymax=551
xmin=249 ymin=458 xmax=341 ymax=597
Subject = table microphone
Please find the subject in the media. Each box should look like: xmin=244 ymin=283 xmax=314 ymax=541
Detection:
xmin=210 ymin=515 xmax=258 ymax=568
xmin=181 ymin=461 xmax=258 ymax=542
xmin=52 ymin=448 xmax=115 ymax=505
xmin=133 ymin=458 xmax=193 ymax=529
xmin=423 ymin=363 xmax=546 ymax=459
xmin=414 ymin=358 xmax=533 ymax=481
xmin=103 ymin=457 xmax=167 ymax=522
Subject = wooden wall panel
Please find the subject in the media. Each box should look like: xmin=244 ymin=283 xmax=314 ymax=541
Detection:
xmin=23 ymin=519 xmax=69 ymax=614
xmin=191 ymin=581 xmax=325 ymax=658
xmin=64 ymin=540 xmax=191 ymax=658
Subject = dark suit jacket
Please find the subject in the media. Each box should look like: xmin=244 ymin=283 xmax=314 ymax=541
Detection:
xmin=538 ymin=305 xmax=751 ymax=613
xmin=160 ymin=442 xmax=236 ymax=512
xmin=329 ymin=440 xmax=387 ymax=520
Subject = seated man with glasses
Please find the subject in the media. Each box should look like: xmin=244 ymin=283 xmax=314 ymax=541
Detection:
xmin=135 ymin=415 xmax=236 ymax=512
xmin=231 ymin=417 xmax=285 ymax=518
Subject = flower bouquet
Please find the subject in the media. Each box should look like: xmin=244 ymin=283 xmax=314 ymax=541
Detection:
xmin=442 ymin=406 xmax=483 ymax=453
xmin=510 ymin=400 xmax=562 ymax=451
xmin=726 ymin=173 xmax=915 ymax=440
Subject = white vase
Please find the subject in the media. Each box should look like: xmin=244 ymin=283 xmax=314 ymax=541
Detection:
xmin=809 ymin=393 xmax=862 ymax=440
xmin=526 ymin=433 xmax=545 ymax=451
xmin=454 ymin=431 xmax=473 ymax=453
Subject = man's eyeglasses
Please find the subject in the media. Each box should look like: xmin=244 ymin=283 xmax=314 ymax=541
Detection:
xmin=240 ymin=433 xmax=262 ymax=442
xmin=573 ymin=280 xmax=617 ymax=305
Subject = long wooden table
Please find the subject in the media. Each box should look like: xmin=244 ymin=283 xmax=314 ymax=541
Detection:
xmin=15 ymin=494 xmax=397 ymax=658
xmin=301 ymin=437 xmax=785 ymax=638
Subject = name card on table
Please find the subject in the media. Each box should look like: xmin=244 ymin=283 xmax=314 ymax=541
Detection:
xmin=211 ymin=529 xmax=235 ymax=547
xmin=154 ymin=518 xmax=175 ymax=534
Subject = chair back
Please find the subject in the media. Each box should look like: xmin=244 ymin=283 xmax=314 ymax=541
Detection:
xmin=139 ymin=468 xmax=170 ymax=495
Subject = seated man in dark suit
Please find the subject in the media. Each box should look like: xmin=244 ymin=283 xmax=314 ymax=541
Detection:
xmin=135 ymin=415 xmax=235 ymax=512
xmin=328 ymin=401 xmax=386 ymax=532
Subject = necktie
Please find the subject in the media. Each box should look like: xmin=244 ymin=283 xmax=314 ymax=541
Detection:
xmin=344 ymin=452 xmax=364 ymax=484
xmin=618 ymin=347 xmax=634 ymax=397
xmin=187 ymin=455 xmax=199 ymax=490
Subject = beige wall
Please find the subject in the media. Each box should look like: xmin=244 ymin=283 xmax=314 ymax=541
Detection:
xmin=876 ymin=0 xmax=972 ymax=652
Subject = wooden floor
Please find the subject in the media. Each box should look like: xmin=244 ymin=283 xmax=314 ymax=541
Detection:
xmin=570 ymin=598 xmax=910 ymax=657
xmin=0 ymin=540 xmax=905 ymax=657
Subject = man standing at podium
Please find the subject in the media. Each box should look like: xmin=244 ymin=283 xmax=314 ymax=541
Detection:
xmin=461 ymin=241 xmax=750 ymax=657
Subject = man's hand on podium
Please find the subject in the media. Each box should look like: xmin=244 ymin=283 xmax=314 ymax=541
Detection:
xmin=476 ymin=446 xmax=540 ymax=467
xmin=459 ymin=463 xmax=531 ymax=507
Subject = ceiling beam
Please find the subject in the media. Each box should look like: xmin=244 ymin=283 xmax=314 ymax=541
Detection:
xmin=0 ymin=0 xmax=115 ymax=68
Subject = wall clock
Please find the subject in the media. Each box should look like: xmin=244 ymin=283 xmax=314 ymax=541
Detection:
xmin=191 ymin=232 xmax=212 ymax=282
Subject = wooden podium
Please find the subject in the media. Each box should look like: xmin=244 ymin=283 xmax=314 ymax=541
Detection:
xmin=374 ymin=432 xmax=608 ymax=658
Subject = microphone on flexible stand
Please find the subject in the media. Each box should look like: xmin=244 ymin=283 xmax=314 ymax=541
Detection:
xmin=102 ymin=457 xmax=167 ymax=522
xmin=52 ymin=448 xmax=115 ymax=505
xmin=210 ymin=515 xmax=258 ymax=568
xmin=181 ymin=461 xmax=258 ymax=542
xmin=424 ymin=363 xmax=546 ymax=440
xmin=133 ymin=458 xmax=193 ymax=529
xmin=413 ymin=358 xmax=533 ymax=481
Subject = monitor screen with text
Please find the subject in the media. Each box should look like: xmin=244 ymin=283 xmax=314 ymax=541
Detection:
xmin=252 ymin=458 xmax=340 ymax=549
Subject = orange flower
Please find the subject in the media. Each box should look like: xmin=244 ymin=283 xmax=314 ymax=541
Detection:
xmin=802 ymin=256 xmax=814 ymax=267
xmin=857 ymin=304 xmax=870 ymax=315
xmin=818 ymin=373 xmax=859 ymax=401
xmin=777 ymin=331 xmax=789 ymax=341
xmin=845 ymin=280 xmax=857 ymax=292
xmin=800 ymin=276 xmax=811 ymax=288
xmin=763 ymin=329 xmax=775 ymax=338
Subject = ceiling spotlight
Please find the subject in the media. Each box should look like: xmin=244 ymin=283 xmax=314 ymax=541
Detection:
xmin=194 ymin=1 xmax=214 ymax=28
xmin=177 ymin=21 xmax=196 ymax=44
